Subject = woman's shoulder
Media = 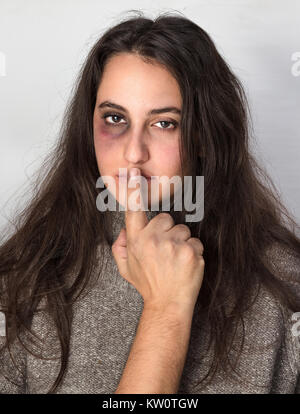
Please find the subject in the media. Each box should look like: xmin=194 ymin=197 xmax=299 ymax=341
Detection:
xmin=252 ymin=239 xmax=300 ymax=326
xmin=184 ymin=241 xmax=300 ymax=393
xmin=243 ymin=241 xmax=300 ymax=376
xmin=263 ymin=240 xmax=300 ymax=300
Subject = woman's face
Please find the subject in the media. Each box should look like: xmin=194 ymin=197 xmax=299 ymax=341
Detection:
xmin=93 ymin=52 xmax=182 ymax=210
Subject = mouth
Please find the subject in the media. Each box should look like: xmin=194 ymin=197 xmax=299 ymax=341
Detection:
xmin=116 ymin=175 xmax=152 ymax=182
xmin=116 ymin=172 xmax=153 ymax=181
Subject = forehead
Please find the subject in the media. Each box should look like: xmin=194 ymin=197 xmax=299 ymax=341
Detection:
xmin=96 ymin=53 xmax=182 ymax=107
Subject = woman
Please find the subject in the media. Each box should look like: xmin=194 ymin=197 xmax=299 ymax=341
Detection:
xmin=0 ymin=11 xmax=299 ymax=394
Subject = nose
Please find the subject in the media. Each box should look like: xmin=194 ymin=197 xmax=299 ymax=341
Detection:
xmin=123 ymin=127 xmax=149 ymax=165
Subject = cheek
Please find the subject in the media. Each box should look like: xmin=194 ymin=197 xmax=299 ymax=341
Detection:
xmin=93 ymin=124 xmax=124 ymax=176
xmin=94 ymin=123 xmax=125 ymax=159
xmin=153 ymin=142 xmax=181 ymax=175
xmin=94 ymin=123 xmax=124 ymax=145
xmin=98 ymin=123 xmax=126 ymax=139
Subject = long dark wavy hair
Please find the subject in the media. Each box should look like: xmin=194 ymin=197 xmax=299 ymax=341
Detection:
xmin=1 ymin=10 xmax=300 ymax=394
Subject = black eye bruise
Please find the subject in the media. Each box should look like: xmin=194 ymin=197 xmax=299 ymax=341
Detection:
xmin=101 ymin=112 xmax=178 ymax=130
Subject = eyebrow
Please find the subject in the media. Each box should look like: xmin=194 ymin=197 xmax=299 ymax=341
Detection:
xmin=98 ymin=100 xmax=181 ymax=116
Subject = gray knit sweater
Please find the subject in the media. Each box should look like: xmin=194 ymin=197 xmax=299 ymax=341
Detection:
xmin=0 ymin=209 xmax=300 ymax=394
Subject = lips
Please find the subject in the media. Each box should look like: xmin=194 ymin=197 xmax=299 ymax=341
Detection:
xmin=116 ymin=170 xmax=153 ymax=180
xmin=116 ymin=174 xmax=152 ymax=181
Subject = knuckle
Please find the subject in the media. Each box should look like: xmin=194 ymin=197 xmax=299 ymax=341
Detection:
xmin=176 ymin=224 xmax=191 ymax=237
xmin=162 ymin=239 xmax=176 ymax=254
xmin=190 ymin=237 xmax=204 ymax=253
xmin=158 ymin=212 xmax=174 ymax=225
xmin=159 ymin=212 xmax=171 ymax=220
xmin=179 ymin=243 xmax=195 ymax=261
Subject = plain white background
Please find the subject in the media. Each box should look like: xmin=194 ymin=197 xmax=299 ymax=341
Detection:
xmin=0 ymin=0 xmax=299 ymax=233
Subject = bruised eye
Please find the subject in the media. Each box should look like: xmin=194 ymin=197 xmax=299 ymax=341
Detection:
xmin=101 ymin=112 xmax=178 ymax=131
xmin=102 ymin=113 xmax=126 ymax=126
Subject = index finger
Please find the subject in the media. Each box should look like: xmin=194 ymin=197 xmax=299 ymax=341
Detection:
xmin=125 ymin=167 xmax=149 ymax=237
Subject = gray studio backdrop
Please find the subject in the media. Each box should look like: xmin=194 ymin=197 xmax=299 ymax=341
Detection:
xmin=0 ymin=0 xmax=299 ymax=234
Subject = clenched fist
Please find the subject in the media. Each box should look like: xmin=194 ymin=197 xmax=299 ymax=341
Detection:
xmin=112 ymin=167 xmax=205 ymax=312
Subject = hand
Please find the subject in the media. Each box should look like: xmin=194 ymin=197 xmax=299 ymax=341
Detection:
xmin=112 ymin=167 xmax=205 ymax=312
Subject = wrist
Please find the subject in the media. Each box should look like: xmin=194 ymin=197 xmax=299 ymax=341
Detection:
xmin=143 ymin=300 xmax=195 ymax=323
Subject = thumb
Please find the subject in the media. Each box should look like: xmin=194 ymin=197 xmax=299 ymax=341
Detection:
xmin=111 ymin=227 xmax=128 ymax=276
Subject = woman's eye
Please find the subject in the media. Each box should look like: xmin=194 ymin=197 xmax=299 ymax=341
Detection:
xmin=101 ymin=113 xmax=178 ymax=131
xmin=154 ymin=120 xmax=178 ymax=130
xmin=103 ymin=114 xmax=126 ymax=125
